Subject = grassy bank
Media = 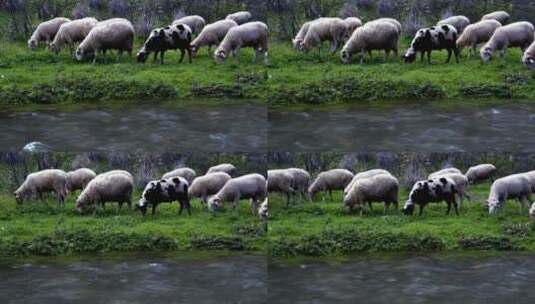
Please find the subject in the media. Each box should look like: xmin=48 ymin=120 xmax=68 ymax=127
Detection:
xmin=1 ymin=41 xmax=534 ymax=106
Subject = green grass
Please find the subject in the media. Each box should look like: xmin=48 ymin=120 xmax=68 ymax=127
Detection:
xmin=268 ymin=182 xmax=535 ymax=257
xmin=1 ymin=40 xmax=534 ymax=106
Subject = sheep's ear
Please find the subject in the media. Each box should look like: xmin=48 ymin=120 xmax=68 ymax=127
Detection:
xmin=172 ymin=177 xmax=180 ymax=184
xmin=177 ymin=24 xmax=185 ymax=31
xmin=439 ymin=177 xmax=447 ymax=185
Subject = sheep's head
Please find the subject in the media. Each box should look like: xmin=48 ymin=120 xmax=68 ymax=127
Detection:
xmin=190 ymin=44 xmax=199 ymax=57
xmin=208 ymin=196 xmax=222 ymax=211
xmin=75 ymin=195 xmax=88 ymax=212
xmin=75 ymin=47 xmax=93 ymax=61
xmin=49 ymin=42 xmax=60 ymax=54
xmin=524 ymin=56 xmax=535 ymax=70
xmin=13 ymin=190 xmax=23 ymax=205
xmin=292 ymin=39 xmax=303 ymax=50
xmin=402 ymin=48 xmax=417 ymax=63
xmin=402 ymin=200 xmax=415 ymax=215
xmin=136 ymin=49 xmax=149 ymax=63
xmin=214 ymin=49 xmax=227 ymax=63
xmin=487 ymin=198 xmax=500 ymax=215
xmin=340 ymin=49 xmax=352 ymax=64
xmin=27 ymin=39 xmax=37 ymax=50
xmin=480 ymin=47 xmax=493 ymax=62
xmin=137 ymin=198 xmax=149 ymax=215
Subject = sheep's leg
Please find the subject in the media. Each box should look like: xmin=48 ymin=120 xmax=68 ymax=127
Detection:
xmin=178 ymin=202 xmax=184 ymax=215
xmin=359 ymin=49 xmax=365 ymax=65
xmin=286 ymin=192 xmax=291 ymax=206
xmin=420 ymin=52 xmax=425 ymax=63
xmin=153 ymin=52 xmax=158 ymax=63
xmin=383 ymin=202 xmax=388 ymax=215
xmin=330 ymin=40 xmax=338 ymax=54
xmin=151 ymin=204 xmax=157 ymax=216
xmin=368 ymin=202 xmax=373 ymax=212
xmin=384 ymin=50 xmax=389 ymax=62
xmin=454 ymin=200 xmax=460 ymax=215
xmin=117 ymin=50 xmax=124 ymax=62
xmin=160 ymin=51 xmax=166 ymax=64
xmin=201 ymin=194 xmax=207 ymax=205
xmin=179 ymin=49 xmax=185 ymax=63
xmin=446 ymin=49 xmax=452 ymax=63
xmin=454 ymin=48 xmax=460 ymax=63
xmin=446 ymin=202 xmax=452 ymax=215
xmin=419 ymin=205 xmax=425 ymax=216
xmin=427 ymin=51 xmax=432 ymax=64
xmin=187 ymin=48 xmax=192 ymax=63
xmin=264 ymin=51 xmax=269 ymax=65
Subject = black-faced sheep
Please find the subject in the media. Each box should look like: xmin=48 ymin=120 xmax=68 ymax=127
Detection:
xmin=66 ymin=168 xmax=97 ymax=193
xmin=162 ymin=167 xmax=196 ymax=184
xmin=137 ymin=24 xmax=193 ymax=64
xmin=190 ymin=19 xmax=238 ymax=56
xmin=482 ymin=11 xmax=510 ymax=25
xmin=188 ymin=172 xmax=231 ymax=205
xmin=76 ymin=171 xmax=134 ymax=212
xmin=300 ymin=18 xmax=348 ymax=55
xmin=226 ymin=11 xmax=253 ymax=25
xmin=28 ymin=17 xmax=71 ymax=49
xmin=50 ymin=17 xmax=98 ymax=54
xmin=487 ymin=173 xmax=533 ymax=214
xmin=437 ymin=15 xmax=471 ymax=33
xmin=403 ymin=24 xmax=460 ymax=64
xmin=172 ymin=15 xmax=206 ymax=36
xmin=293 ymin=21 xmax=312 ymax=50
xmin=402 ymin=177 xmax=459 ymax=216
xmin=465 ymin=164 xmax=497 ymax=184
xmin=480 ymin=21 xmax=535 ymax=62
xmin=285 ymin=168 xmax=311 ymax=200
xmin=14 ymin=169 xmax=68 ymax=206
xmin=258 ymin=198 xmax=268 ymax=221
xmin=268 ymin=169 xmax=296 ymax=205
xmin=75 ymin=18 xmax=134 ymax=63
xmin=207 ymin=163 xmax=237 ymax=177
xmin=523 ymin=41 xmax=535 ymax=69
xmin=137 ymin=176 xmax=190 ymax=216
xmin=343 ymin=174 xmax=399 ymax=215
xmin=428 ymin=168 xmax=462 ymax=180
xmin=214 ymin=21 xmax=269 ymax=64
xmin=208 ymin=173 xmax=267 ymax=212
xmin=308 ymin=169 xmax=354 ymax=200
xmin=341 ymin=21 xmax=399 ymax=64
xmin=456 ymin=20 xmax=502 ymax=57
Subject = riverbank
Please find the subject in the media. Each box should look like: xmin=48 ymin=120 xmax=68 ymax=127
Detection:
xmin=1 ymin=42 xmax=534 ymax=106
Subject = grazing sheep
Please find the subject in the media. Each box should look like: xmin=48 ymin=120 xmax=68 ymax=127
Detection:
xmin=403 ymin=24 xmax=460 ymax=64
xmin=437 ymin=15 xmax=471 ymax=33
xmin=343 ymin=169 xmax=393 ymax=205
xmin=137 ymin=23 xmax=193 ymax=64
xmin=434 ymin=173 xmax=471 ymax=203
xmin=300 ymin=18 xmax=348 ymax=55
xmin=522 ymin=41 xmax=535 ymax=69
xmin=480 ymin=21 xmax=535 ymax=62
xmin=50 ymin=17 xmax=98 ymax=54
xmin=208 ymin=173 xmax=267 ymax=212
xmin=308 ymin=169 xmax=354 ymax=200
xmin=428 ymin=168 xmax=462 ymax=179
xmin=137 ymin=177 xmax=190 ymax=216
xmin=76 ymin=171 xmax=134 ymax=212
xmin=341 ymin=21 xmax=399 ymax=64
xmin=402 ymin=177 xmax=459 ymax=216
xmin=456 ymin=20 xmax=502 ymax=57
xmin=214 ymin=21 xmax=269 ymax=64
xmin=172 ymin=15 xmax=206 ymax=36
xmin=226 ymin=11 xmax=253 ymax=25
xmin=258 ymin=198 xmax=268 ymax=221
xmin=293 ymin=21 xmax=312 ymax=50
xmin=343 ymin=174 xmax=399 ymax=215
xmin=14 ymin=169 xmax=68 ymax=206
xmin=207 ymin=163 xmax=237 ymax=177
xmin=162 ymin=167 xmax=196 ymax=184
xmin=487 ymin=173 xmax=533 ymax=214
xmin=285 ymin=168 xmax=311 ymax=200
xmin=465 ymin=164 xmax=497 ymax=184
xmin=75 ymin=18 xmax=134 ymax=63
xmin=482 ymin=11 xmax=510 ymax=25
xmin=188 ymin=172 xmax=232 ymax=204
xmin=268 ymin=169 xmax=296 ymax=205
xmin=66 ymin=168 xmax=97 ymax=193
xmin=190 ymin=19 xmax=238 ymax=56
xmin=343 ymin=17 xmax=363 ymax=38
xmin=28 ymin=17 xmax=71 ymax=49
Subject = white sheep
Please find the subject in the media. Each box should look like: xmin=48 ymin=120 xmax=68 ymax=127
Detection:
xmin=258 ymin=198 xmax=268 ymax=221
xmin=293 ymin=21 xmax=312 ymax=50
xmin=162 ymin=167 xmax=197 ymax=184
xmin=208 ymin=173 xmax=267 ymax=212
xmin=480 ymin=21 xmax=535 ymax=62
xmin=403 ymin=177 xmax=459 ymax=216
xmin=341 ymin=21 xmax=399 ymax=64
xmin=75 ymin=18 xmax=135 ymax=63
xmin=482 ymin=11 xmax=510 ymax=25
xmin=285 ymin=168 xmax=311 ymax=200
xmin=226 ymin=11 xmax=253 ymax=25
xmin=268 ymin=169 xmax=296 ymax=205
xmin=207 ymin=163 xmax=237 ymax=177
xmin=437 ymin=15 xmax=471 ymax=33
xmin=14 ymin=169 xmax=68 ymax=206
xmin=76 ymin=171 xmax=134 ymax=212
xmin=28 ymin=17 xmax=71 ymax=49
xmin=138 ymin=176 xmax=190 ymax=216
xmin=172 ymin=15 xmax=206 ymax=36
xmin=188 ymin=172 xmax=232 ymax=205
xmin=428 ymin=168 xmax=462 ymax=179
xmin=344 ymin=169 xmax=393 ymax=197
xmin=308 ymin=169 xmax=354 ymax=200
xmin=522 ymin=41 xmax=535 ymax=69
xmin=343 ymin=174 xmax=399 ymax=215
xmin=50 ymin=17 xmax=98 ymax=54
xmin=487 ymin=173 xmax=533 ymax=214
xmin=190 ymin=19 xmax=238 ymax=56
xmin=214 ymin=21 xmax=269 ymax=64
xmin=456 ymin=20 xmax=502 ymax=57
xmin=465 ymin=164 xmax=497 ymax=184
xmin=66 ymin=168 xmax=97 ymax=193
xmin=300 ymin=18 xmax=348 ymax=55
xmin=343 ymin=17 xmax=363 ymax=38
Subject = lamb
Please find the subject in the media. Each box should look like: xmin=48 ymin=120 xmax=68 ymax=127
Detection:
xmin=14 ymin=169 xmax=68 ymax=206
xmin=208 ymin=173 xmax=267 ymax=212
xmin=480 ymin=22 xmax=535 ymax=62
xmin=137 ymin=23 xmax=193 ymax=64
xmin=465 ymin=164 xmax=497 ymax=184
xmin=308 ymin=169 xmax=354 ymax=200
xmin=188 ymin=172 xmax=232 ymax=205
xmin=403 ymin=24 xmax=460 ymax=64
xmin=456 ymin=20 xmax=502 ymax=57
xmin=214 ymin=21 xmax=269 ymax=64
xmin=28 ymin=17 xmax=71 ymax=49
xmin=341 ymin=21 xmax=399 ymax=64
xmin=258 ymin=198 xmax=268 ymax=221
xmin=207 ymin=163 xmax=237 ymax=177
xmin=344 ymin=169 xmax=393 ymax=197
xmin=300 ymin=18 xmax=348 ymax=55
xmin=285 ymin=168 xmax=311 ymax=200
xmin=482 ymin=11 xmax=510 ymax=25
xmin=66 ymin=168 xmax=97 ymax=193
xmin=293 ymin=21 xmax=312 ymax=50
xmin=402 ymin=177 xmax=459 ymax=216
xmin=172 ymin=15 xmax=206 ymax=36
xmin=75 ymin=18 xmax=134 ymax=64
xmin=137 ymin=176 xmax=190 ymax=216
xmin=162 ymin=167 xmax=197 ymax=184
xmin=428 ymin=168 xmax=462 ymax=179
xmin=190 ymin=19 xmax=238 ymax=56
xmin=343 ymin=17 xmax=363 ymax=38
xmin=268 ymin=169 xmax=296 ymax=205
xmin=50 ymin=17 xmax=98 ymax=54
xmin=437 ymin=15 xmax=471 ymax=33
xmin=76 ymin=171 xmax=134 ymax=212
xmin=226 ymin=11 xmax=253 ymax=25
xmin=487 ymin=173 xmax=533 ymax=214
xmin=343 ymin=174 xmax=399 ymax=215
xmin=522 ymin=41 xmax=535 ymax=69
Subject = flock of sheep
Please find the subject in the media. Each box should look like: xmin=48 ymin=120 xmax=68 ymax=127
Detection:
xmin=13 ymin=163 xmax=268 ymax=221
xmin=268 ymin=164 xmax=535 ymax=219
xmin=27 ymin=10 xmax=535 ymax=68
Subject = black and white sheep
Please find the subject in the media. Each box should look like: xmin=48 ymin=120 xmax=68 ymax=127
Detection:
xmin=480 ymin=21 xmax=535 ymax=62
xmin=225 ymin=11 xmax=253 ymax=25
xmin=482 ymin=11 xmax=510 ymax=25
xmin=465 ymin=164 xmax=497 ymax=184
xmin=214 ymin=21 xmax=269 ymax=64
xmin=456 ymin=20 xmax=502 ymax=57
xmin=172 ymin=15 xmax=206 ymax=36
xmin=437 ymin=15 xmax=470 ymax=33
xmin=341 ymin=21 xmax=400 ymax=64
xmin=487 ymin=173 xmax=533 ymax=215
xmin=402 ymin=177 xmax=459 ymax=216
xmin=190 ymin=19 xmax=238 ymax=56
xmin=300 ymin=18 xmax=348 ymax=55
xmin=137 ymin=176 xmax=190 ymax=216
xmin=207 ymin=163 xmax=238 ymax=177
xmin=50 ymin=17 xmax=98 ymax=54
xmin=268 ymin=169 xmax=296 ymax=205
xmin=403 ymin=24 xmax=460 ymax=64
xmin=343 ymin=174 xmax=399 ymax=215
xmin=162 ymin=167 xmax=196 ymax=184
xmin=523 ymin=41 xmax=535 ymax=69
xmin=137 ymin=23 xmax=193 ymax=64
xmin=76 ymin=171 xmax=134 ymax=212
xmin=28 ymin=17 xmax=71 ymax=49
xmin=308 ymin=169 xmax=354 ymax=200
xmin=66 ymin=168 xmax=97 ymax=193
xmin=14 ymin=169 xmax=68 ymax=206
xmin=188 ymin=172 xmax=232 ymax=205
xmin=208 ymin=173 xmax=267 ymax=212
